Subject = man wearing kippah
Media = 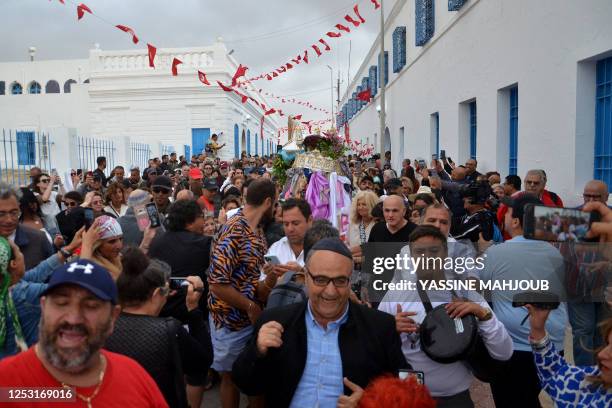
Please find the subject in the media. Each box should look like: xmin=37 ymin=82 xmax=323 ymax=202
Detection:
xmin=232 ymin=237 xmax=408 ymax=408
xmin=0 ymin=259 xmax=168 ymax=407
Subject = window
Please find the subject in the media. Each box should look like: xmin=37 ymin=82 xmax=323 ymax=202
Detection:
xmin=448 ymin=0 xmax=467 ymax=11
xmin=184 ymin=144 xmax=191 ymax=160
xmin=247 ymin=130 xmax=251 ymax=155
xmin=469 ymin=101 xmax=477 ymax=160
xmin=234 ymin=124 xmax=240 ymax=158
xmin=379 ymin=51 xmax=389 ymax=86
xmin=255 ymin=133 xmax=258 ymax=155
xmin=595 ymin=57 xmax=612 ymax=187
xmin=415 ymin=0 xmax=435 ymax=46
xmin=17 ymin=132 xmax=36 ymax=165
xmin=509 ymin=87 xmax=519 ymax=175
xmin=45 ymin=80 xmax=60 ymax=94
xmin=11 ymin=82 xmax=23 ymax=95
xmin=431 ymin=112 xmax=440 ymax=156
xmin=29 ymin=81 xmax=41 ymax=94
xmin=369 ymin=65 xmax=378 ymax=97
xmin=0 ymin=81 xmax=5 ymax=95
xmin=64 ymin=79 xmax=77 ymax=93
xmin=357 ymin=86 xmax=363 ymax=110
xmin=393 ymin=26 xmax=407 ymax=73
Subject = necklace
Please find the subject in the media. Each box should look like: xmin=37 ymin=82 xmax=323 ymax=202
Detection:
xmin=61 ymin=355 xmax=107 ymax=408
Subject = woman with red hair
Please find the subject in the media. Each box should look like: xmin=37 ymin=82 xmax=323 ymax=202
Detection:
xmin=358 ymin=375 xmax=436 ymax=408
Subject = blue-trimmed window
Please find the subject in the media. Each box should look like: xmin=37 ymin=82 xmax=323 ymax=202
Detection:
xmin=11 ymin=82 xmax=22 ymax=95
xmin=247 ymin=130 xmax=251 ymax=155
xmin=469 ymin=101 xmax=477 ymax=160
xmin=595 ymin=57 xmax=612 ymax=188
xmin=255 ymin=133 xmax=258 ymax=155
xmin=434 ymin=113 xmax=440 ymax=155
xmin=357 ymin=86 xmax=364 ymax=110
xmin=184 ymin=144 xmax=191 ymax=160
xmin=393 ymin=26 xmax=407 ymax=73
xmin=362 ymin=77 xmax=370 ymax=95
xmin=369 ymin=65 xmax=378 ymax=96
xmin=416 ymin=0 xmax=435 ymax=46
xmin=16 ymin=131 xmax=36 ymax=165
xmin=448 ymin=0 xmax=467 ymax=11
xmin=379 ymin=51 xmax=389 ymax=86
xmin=234 ymin=124 xmax=240 ymax=158
xmin=64 ymin=79 xmax=76 ymax=93
xmin=509 ymin=87 xmax=519 ymax=176
xmin=0 ymin=81 xmax=5 ymax=95
xmin=29 ymin=81 xmax=41 ymax=94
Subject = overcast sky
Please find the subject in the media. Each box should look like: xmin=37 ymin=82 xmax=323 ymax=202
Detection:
xmin=1 ymin=0 xmax=394 ymax=123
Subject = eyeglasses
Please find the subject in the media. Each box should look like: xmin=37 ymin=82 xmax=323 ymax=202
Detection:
xmin=39 ymin=179 xmax=50 ymax=183
xmin=0 ymin=210 xmax=21 ymax=219
xmin=525 ymin=181 xmax=541 ymax=186
xmin=305 ymin=269 xmax=350 ymax=288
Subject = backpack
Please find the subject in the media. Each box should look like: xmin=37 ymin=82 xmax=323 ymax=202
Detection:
xmin=265 ymin=272 xmax=308 ymax=310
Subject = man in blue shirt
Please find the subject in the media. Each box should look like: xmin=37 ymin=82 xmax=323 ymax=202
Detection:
xmin=481 ymin=194 xmax=568 ymax=408
xmin=232 ymin=238 xmax=408 ymax=408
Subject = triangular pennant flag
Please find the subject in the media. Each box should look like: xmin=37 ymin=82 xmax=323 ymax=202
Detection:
xmin=371 ymin=0 xmax=381 ymax=10
xmin=76 ymin=3 xmax=92 ymax=20
xmin=327 ymin=31 xmax=342 ymax=38
xmin=147 ymin=44 xmax=156 ymax=68
xmin=198 ymin=70 xmax=210 ymax=85
xmin=293 ymin=114 xmax=302 ymax=120
xmin=234 ymin=90 xmax=248 ymax=104
xmin=265 ymin=108 xmax=276 ymax=116
xmin=272 ymin=71 xmax=278 ymax=78
xmin=319 ymin=39 xmax=331 ymax=51
xmin=286 ymin=62 xmax=293 ymax=70
xmin=356 ymin=88 xmax=372 ymax=102
xmin=115 ymin=24 xmax=139 ymax=44
xmin=266 ymin=74 xmax=272 ymax=80
xmin=335 ymin=23 xmax=351 ymax=33
xmin=345 ymin=14 xmax=361 ymax=27
xmin=231 ymin=64 xmax=249 ymax=86
xmin=216 ymin=81 xmax=234 ymax=92
xmin=353 ymin=5 xmax=366 ymax=24
xmin=312 ymin=44 xmax=322 ymax=57
xmin=171 ymin=58 xmax=182 ymax=76
xmin=303 ymin=50 xmax=309 ymax=64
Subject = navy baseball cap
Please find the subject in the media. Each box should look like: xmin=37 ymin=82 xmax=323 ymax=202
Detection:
xmin=41 ymin=259 xmax=118 ymax=304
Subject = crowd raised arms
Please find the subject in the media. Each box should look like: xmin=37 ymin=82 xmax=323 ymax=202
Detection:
xmin=0 ymin=150 xmax=610 ymax=408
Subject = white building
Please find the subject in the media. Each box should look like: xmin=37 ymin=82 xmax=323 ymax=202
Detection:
xmin=0 ymin=39 xmax=280 ymax=182
xmin=339 ymin=0 xmax=612 ymax=205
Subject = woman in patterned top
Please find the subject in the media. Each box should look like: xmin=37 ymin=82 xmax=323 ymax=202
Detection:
xmin=527 ymin=305 xmax=612 ymax=407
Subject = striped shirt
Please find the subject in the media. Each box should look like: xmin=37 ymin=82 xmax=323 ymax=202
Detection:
xmin=207 ymin=210 xmax=267 ymax=331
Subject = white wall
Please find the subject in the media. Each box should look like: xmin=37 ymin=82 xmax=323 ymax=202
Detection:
xmin=342 ymin=0 xmax=612 ymax=206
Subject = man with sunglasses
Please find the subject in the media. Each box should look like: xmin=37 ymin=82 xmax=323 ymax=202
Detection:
xmin=55 ymin=191 xmax=84 ymax=243
xmin=233 ymin=237 xmax=408 ymax=408
xmin=150 ymin=175 xmax=173 ymax=217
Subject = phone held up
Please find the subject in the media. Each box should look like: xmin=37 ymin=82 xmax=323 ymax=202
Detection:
xmin=83 ymin=208 xmax=95 ymax=231
xmin=399 ymin=369 xmax=425 ymax=385
xmin=145 ymin=202 xmax=162 ymax=228
xmin=169 ymin=277 xmax=204 ymax=292
xmin=522 ymin=204 xmax=601 ymax=242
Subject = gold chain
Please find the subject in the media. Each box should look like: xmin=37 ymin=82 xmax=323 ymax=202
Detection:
xmin=61 ymin=354 xmax=107 ymax=408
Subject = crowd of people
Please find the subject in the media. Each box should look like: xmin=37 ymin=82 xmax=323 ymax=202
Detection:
xmin=0 ymin=146 xmax=610 ymax=408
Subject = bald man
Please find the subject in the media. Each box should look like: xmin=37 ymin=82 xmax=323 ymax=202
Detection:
xmin=176 ymin=189 xmax=195 ymax=202
xmin=368 ymin=195 xmax=417 ymax=243
xmin=580 ymin=180 xmax=609 ymax=207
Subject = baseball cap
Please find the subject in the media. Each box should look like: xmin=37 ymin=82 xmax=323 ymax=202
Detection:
xmin=189 ymin=168 xmax=203 ymax=180
xmin=41 ymin=259 xmax=118 ymax=304
xmin=501 ymin=193 xmax=543 ymax=222
xmin=220 ymin=161 xmax=229 ymax=169
xmin=204 ymin=178 xmax=219 ymax=191
xmin=151 ymin=175 xmax=173 ymax=191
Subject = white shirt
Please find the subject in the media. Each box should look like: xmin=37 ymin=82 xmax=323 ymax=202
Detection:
xmin=104 ymin=204 xmax=128 ymax=218
xmin=260 ymin=236 xmax=304 ymax=281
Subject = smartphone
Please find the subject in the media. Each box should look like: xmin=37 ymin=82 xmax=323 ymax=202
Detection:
xmin=440 ymin=150 xmax=446 ymax=160
xmin=264 ymin=255 xmax=281 ymax=265
xmin=169 ymin=277 xmax=203 ymax=292
xmin=432 ymin=154 xmax=438 ymax=161
xmin=399 ymin=369 xmax=425 ymax=385
xmin=512 ymin=291 xmax=560 ymax=310
xmin=77 ymin=169 xmax=83 ymax=176
xmin=145 ymin=203 xmax=161 ymax=228
xmin=83 ymin=208 xmax=94 ymax=231
xmin=418 ymin=160 xmax=427 ymax=169
xmin=523 ymin=204 xmax=601 ymax=242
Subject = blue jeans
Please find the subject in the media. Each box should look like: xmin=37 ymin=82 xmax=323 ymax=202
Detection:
xmin=208 ymin=315 xmax=253 ymax=373
xmin=568 ymin=302 xmax=612 ymax=366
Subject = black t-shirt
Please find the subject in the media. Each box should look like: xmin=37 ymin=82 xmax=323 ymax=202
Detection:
xmin=367 ymin=221 xmax=417 ymax=243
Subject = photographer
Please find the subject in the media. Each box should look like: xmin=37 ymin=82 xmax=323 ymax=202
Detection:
xmin=451 ymin=181 xmax=499 ymax=243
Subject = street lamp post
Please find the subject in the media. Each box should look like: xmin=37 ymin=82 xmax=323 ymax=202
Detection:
xmin=379 ymin=0 xmax=386 ymax=161
xmin=326 ymin=65 xmax=334 ymax=128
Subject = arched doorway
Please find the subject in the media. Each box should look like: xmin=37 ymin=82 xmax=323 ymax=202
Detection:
xmin=234 ymin=124 xmax=240 ymax=158
xmin=247 ymin=130 xmax=251 ymax=156
xmin=241 ymin=129 xmax=246 ymax=157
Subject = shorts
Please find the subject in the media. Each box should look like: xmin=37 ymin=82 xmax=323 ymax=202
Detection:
xmin=208 ymin=315 xmax=253 ymax=373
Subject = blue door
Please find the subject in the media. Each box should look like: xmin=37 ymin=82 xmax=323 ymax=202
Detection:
xmin=247 ymin=130 xmax=251 ymax=155
xmin=184 ymin=145 xmax=191 ymax=161
xmin=234 ymin=124 xmax=240 ymax=158
xmin=191 ymin=128 xmax=210 ymax=156
xmin=255 ymin=133 xmax=258 ymax=156
xmin=16 ymin=132 xmax=36 ymax=165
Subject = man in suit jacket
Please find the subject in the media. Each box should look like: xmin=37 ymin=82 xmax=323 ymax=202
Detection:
xmin=232 ymin=238 xmax=408 ymax=408
xmin=0 ymin=182 xmax=53 ymax=270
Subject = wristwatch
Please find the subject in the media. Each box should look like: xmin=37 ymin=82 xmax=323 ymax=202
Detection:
xmin=478 ymin=308 xmax=493 ymax=322
xmin=59 ymin=247 xmax=73 ymax=259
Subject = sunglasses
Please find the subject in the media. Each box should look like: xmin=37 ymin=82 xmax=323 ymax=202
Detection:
xmin=64 ymin=201 xmax=78 ymax=207
xmin=152 ymin=187 xmax=170 ymax=194
xmin=40 ymin=179 xmax=50 ymax=183
xmin=70 ymin=172 xmax=77 ymax=176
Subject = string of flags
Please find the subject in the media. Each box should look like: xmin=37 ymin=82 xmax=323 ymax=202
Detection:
xmin=48 ymin=0 xmax=381 ymax=152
